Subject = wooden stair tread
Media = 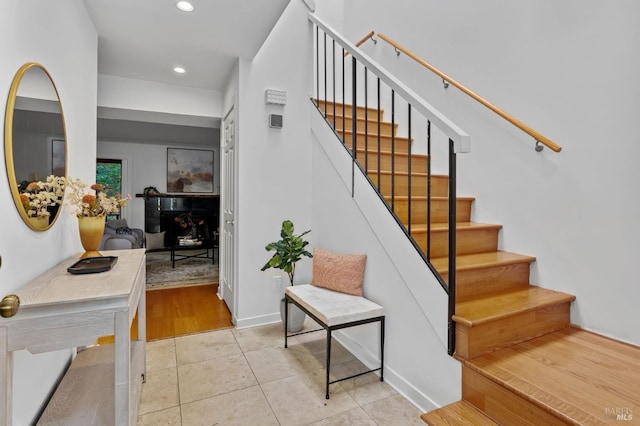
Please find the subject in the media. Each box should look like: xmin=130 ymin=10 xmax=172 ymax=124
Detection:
xmin=367 ymin=169 xmax=433 ymax=178
xmin=368 ymin=170 xmax=448 ymax=179
xmin=339 ymin=128 xmax=409 ymax=139
xmin=412 ymin=222 xmax=503 ymax=233
xmin=430 ymin=251 xmax=536 ymax=274
xmin=353 ymin=147 xmax=427 ymax=158
xmin=334 ymin=129 xmax=410 ymax=146
xmin=463 ymin=326 xmax=640 ymax=425
xmin=389 ymin=195 xmax=475 ymax=202
xmin=322 ymin=109 xmax=392 ymax=120
xmin=421 ymin=401 xmax=500 ymax=425
xmin=323 ymin=111 xmax=386 ymax=120
xmin=453 ymin=286 xmax=575 ymax=327
xmin=315 ymin=99 xmax=383 ymax=113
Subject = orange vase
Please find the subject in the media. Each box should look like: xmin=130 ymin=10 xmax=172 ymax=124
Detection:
xmin=78 ymin=215 xmax=106 ymax=258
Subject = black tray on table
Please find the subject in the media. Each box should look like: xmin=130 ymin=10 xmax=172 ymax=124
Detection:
xmin=67 ymin=256 xmax=118 ymax=274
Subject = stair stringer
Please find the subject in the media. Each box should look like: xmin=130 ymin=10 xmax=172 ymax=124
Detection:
xmin=310 ymin=103 xmax=462 ymax=410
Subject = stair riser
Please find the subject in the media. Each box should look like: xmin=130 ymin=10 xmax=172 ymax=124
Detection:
xmin=339 ymin=130 xmax=410 ymax=152
xmin=413 ymin=227 xmax=500 ymax=258
xmin=455 ymin=302 xmax=572 ymax=360
xmin=462 ymin=366 xmax=566 ymax=426
xmin=391 ymin=198 xmax=472 ymax=225
xmin=325 ymin=114 xmax=396 ymax=136
xmin=437 ymin=262 xmax=533 ymax=302
xmin=421 ymin=400 xmax=500 ymax=425
xmin=315 ymin=100 xmax=383 ymax=120
xmin=368 ymin=173 xmax=448 ymax=198
xmin=357 ymin=151 xmax=427 ymax=174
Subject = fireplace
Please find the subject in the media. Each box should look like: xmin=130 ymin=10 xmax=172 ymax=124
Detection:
xmin=141 ymin=194 xmax=219 ymax=247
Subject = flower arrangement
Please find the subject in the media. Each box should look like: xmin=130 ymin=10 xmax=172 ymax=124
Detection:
xmin=19 ymin=175 xmax=66 ymax=218
xmin=174 ymin=212 xmax=205 ymax=230
xmin=65 ymin=177 xmax=130 ymax=217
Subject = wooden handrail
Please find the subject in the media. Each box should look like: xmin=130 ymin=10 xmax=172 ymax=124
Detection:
xmin=377 ymin=33 xmax=562 ymax=153
xmin=309 ymin=13 xmax=470 ymax=153
xmin=344 ymin=30 xmax=375 ymax=57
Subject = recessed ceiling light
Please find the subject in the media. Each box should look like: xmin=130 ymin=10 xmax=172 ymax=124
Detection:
xmin=176 ymin=1 xmax=194 ymax=12
xmin=174 ymin=67 xmax=186 ymax=74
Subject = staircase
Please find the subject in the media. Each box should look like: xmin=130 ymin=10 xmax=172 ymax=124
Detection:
xmin=315 ymin=100 xmax=640 ymax=425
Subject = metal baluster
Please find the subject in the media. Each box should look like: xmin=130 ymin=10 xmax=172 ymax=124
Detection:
xmin=427 ymin=120 xmax=432 ymax=259
xmin=342 ymin=47 xmax=345 ymax=143
xmin=377 ymin=78 xmax=381 ymax=192
xmin=364 ymin=67 xmax=369 ymax=172
xmin=391 ymin=90 xmax=395 ymax=210
xmin=332 ymin=39 xmax=336 ymax=129
xmin=351 ymin=57 xmax=357 ymax=197
xmin=447 ymin=138 xmax=457 ymax=357
xmin=324 ymin=32 xmax=327 ymax=117
xmin=316 ymin=25 xmax=319 ymax=107
xmin=407 ymin=104 xmax=412 ymax=235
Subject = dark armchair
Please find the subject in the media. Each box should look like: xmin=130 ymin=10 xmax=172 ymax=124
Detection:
xmin=99 ymin=218 xmax=144 ymax=250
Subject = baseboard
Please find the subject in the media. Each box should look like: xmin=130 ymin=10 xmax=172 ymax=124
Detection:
xmin=235 ymin=312 xmax=281 ymax=330
xmin=332 ymin=330 xmax=441 ymax=414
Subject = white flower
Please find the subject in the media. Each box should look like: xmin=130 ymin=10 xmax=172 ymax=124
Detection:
xmin=64 ymin=177 xmax=130 ymax=217
xmin=21 ymin=175 xmax=65 ymax=217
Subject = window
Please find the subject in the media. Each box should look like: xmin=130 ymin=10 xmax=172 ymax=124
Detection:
xmin=96 ymin=159 xmax=123 ymax=220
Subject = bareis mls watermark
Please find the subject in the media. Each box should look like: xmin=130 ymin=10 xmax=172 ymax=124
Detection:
xmin=605 ymin=407 xmax=633 ymax=421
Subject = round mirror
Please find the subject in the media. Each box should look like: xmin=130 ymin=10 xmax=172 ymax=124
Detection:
xmin=4 ymin=63 xmax=67 ymax=231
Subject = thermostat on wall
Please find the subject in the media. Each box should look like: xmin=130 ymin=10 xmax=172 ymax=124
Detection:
xmin=269 ymin=114 xmax=283 ymax=129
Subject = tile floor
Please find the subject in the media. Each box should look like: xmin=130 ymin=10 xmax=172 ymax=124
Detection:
xmin=137 ymin=320 xmax=425 ymax=425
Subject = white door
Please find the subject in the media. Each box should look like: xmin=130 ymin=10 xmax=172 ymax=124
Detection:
xmin=220 ymin=107 xmax=236 ymax=320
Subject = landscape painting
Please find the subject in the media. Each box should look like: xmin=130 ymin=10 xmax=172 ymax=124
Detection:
xmin=167 ymin=148 xmax=214 ymax=193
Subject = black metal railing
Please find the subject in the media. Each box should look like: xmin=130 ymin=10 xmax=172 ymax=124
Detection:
xmin=310 ymin=15 xmax=469 ymax=356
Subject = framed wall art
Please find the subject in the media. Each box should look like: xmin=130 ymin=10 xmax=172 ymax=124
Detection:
xmin=167 ymin=148 xmax=214 ymax=193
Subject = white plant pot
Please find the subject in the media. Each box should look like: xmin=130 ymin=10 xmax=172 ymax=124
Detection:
xmin=280 ymin=298 xmax=306 ymax=333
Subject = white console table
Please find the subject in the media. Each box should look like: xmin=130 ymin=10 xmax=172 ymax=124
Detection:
xmin=0 ymin=249 xmax=146 ymax=425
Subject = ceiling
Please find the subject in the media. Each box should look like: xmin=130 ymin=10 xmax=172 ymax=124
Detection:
xmin=82 ymin=0 xmax=291 ymax=144
xmin=83 ymin=0 xmax=290 ymax=91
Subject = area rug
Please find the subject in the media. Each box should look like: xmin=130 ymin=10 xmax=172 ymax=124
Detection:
xmin=146 ymin=250 xmax=219 ymax=290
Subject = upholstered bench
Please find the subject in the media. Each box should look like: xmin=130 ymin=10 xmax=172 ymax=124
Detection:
xmin=284 ymin=284 xmax=385 ymax=399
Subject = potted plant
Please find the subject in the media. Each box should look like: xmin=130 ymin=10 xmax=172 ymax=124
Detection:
xmin=261 ymin=219 xmax=313 ymax=332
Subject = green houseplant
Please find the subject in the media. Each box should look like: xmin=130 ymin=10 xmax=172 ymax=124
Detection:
xmin=261 ymin=220 xmax=312 ymax=332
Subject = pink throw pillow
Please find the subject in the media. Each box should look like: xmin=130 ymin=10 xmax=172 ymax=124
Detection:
xmin=310 ymin=248 xmax=366 ymax=296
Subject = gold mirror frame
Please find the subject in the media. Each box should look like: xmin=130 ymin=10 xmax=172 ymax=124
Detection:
xmin=4 ymin=63 xmax=67 ymax=231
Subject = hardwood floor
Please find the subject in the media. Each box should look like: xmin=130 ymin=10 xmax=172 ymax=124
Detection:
xmin=98 ymin=283 xmax=232 ymax=344
xmin=146 ymin=283 xmax=233 ymax=340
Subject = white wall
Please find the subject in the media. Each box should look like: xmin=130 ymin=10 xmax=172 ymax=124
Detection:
xmin=232 ymin=0 xmax=315 ymax=327
xmin=314 ymin=0 xmax=344 ymax=32
xmin=98 ymin=75 xmax=223 ymax=119
xmin=336 ymin=0 xmax=640 ymax=345
xmin=0 ymin=1 xmax=98 ymax=423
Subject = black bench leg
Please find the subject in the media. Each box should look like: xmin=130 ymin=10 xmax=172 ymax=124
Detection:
xmin=284 ymin=297 xmax=289 ymax=348
xmin=380 ymin=317 xmax=385 ymax=382
xmin=326 ymin=329 xmax=332 ymax=399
